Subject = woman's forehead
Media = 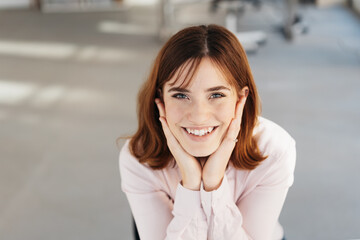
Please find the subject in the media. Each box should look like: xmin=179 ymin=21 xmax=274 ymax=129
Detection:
xmin=164 ymin=58 xmax=233 ymax=90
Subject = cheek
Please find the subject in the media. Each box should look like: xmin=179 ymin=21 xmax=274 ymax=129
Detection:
xmin=164 ymin=101 xmax=184 ymax=125
xmin=216 ymin=102 xmax=236 ymax=122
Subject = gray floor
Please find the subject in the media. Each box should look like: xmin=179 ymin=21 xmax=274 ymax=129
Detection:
xmin=0 ymin=2 xmax=359 ymax=240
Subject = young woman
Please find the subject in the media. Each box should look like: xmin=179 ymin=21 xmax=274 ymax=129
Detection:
xmin=119 ymin=24 xmax=296 ymax=240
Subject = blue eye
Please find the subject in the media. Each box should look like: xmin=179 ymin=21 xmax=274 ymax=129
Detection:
xmin=210 ymin=93 xmax=225 ymax=99
xmin=171 ymin=93 xmax=225 ymax=100
xmin=172 ymin=93 xmax=189 ymax=99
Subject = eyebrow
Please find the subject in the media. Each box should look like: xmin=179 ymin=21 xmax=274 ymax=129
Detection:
xmin=168 ymin=85 xmax=231 ymax=93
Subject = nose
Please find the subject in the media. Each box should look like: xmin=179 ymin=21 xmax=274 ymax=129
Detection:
xmin=186 ymin=100 xmax=211 ymax=124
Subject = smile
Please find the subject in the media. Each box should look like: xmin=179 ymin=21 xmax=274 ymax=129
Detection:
xmin=182 ymin=126 xmax=218 ymax=137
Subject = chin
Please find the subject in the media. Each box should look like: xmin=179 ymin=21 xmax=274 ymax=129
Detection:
xmin=185 ymin=145 xmax=217 ymax=157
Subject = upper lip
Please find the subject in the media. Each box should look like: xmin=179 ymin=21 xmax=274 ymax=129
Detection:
xmin=182 ymin=126 xmax=217 ymax=130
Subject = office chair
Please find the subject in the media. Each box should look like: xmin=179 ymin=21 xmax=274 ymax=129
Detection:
xmin=133 ymin=217 xmax=140 ymax=240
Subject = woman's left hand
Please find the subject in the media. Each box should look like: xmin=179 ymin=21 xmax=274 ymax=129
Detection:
xmin=202 ymin=94 xmax=247 ymax=191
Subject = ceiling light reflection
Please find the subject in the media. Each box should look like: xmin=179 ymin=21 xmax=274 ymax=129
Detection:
xmin=0 ymin=80 xmax=37 ymax=105
xmin=0 ymin=40 xmax=76 ymax=59
xmin=97 ymin=21 xmax=155 ymax=36
xmin=31 ymin=85 xmax=66 ymax=108
xmin=0 ymin=40 xmax=138 ymax=62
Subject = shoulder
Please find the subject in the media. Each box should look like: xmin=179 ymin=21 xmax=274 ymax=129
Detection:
xmin=249 ymin=116 xmax=296 ymax=187
xmin=119 ymin=140 xmax=180 ymax=196
xmin=119 ymin=139 xmax=156 ymax=174
xmin=119 ymin=139 xmax=161 ymax=192
xmin=119 ymin=139 xmax=138 ymax=166
xmin=253 ymin=116 xmax=296 ymax=159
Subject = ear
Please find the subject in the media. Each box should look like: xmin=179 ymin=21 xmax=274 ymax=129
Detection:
xmin=234 ymin=86 xmax=249 ymax=118
xmin=157 ymin=88 xmax=164 ymax=102
xmin=238 ymin=86 xmax=249 ymax=101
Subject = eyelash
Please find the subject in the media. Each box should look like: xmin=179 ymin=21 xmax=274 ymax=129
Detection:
xmin=172 ymin=93 xmax=226 ymax=100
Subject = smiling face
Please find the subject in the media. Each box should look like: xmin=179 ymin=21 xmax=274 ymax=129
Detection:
xmin=162 ymin=58 xmax=239 ymax=157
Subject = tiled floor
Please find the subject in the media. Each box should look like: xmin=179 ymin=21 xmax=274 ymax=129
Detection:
xmin=0 ymin=2 xmax=359 ymax=240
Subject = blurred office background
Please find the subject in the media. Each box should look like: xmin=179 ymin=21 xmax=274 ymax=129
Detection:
xmin=0 ymin=0 xmax=359 ymax=239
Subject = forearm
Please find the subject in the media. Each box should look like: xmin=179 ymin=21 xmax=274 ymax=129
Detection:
xmin=202 ymin=160 xmax=228 ymax=191
xmin=165 ymin=182 xmax=208 ymax=240
xmin=202 ymin=175 xmax=223 ymax=192
xmin=179 ymin=165 xmax=202 ymax=191
xmin=200 ymin=175 xmax=290 ymax=240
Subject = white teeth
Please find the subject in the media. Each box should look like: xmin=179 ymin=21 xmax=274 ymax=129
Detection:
xmin=185 ymin=127 xmax=215 ymax=136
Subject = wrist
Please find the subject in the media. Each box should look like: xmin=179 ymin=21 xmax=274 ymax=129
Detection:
xmin=181 ymin=175 xmax=201 ymax=191
xmin=202 ymin=175 xmax=223 ymax=192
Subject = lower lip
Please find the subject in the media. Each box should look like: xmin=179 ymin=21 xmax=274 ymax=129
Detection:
xmin=182 ymin=127 xmax=218 ymax=142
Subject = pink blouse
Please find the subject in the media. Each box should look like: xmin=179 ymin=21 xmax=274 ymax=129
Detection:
xmin=119 ymin=116 xmax=296 ymax=240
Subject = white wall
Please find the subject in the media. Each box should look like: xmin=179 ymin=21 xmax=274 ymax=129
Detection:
xmin=0 ymin=0 xmax=31 ymax=9
xmin=352 ymin=0 xmax=360 ymax=14
xmin=316 ymin=0 xmax=346 ymax=7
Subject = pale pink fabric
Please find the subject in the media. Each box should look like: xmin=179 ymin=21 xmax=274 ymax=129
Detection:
xmin=119 ymin=116 xmax=296 ymax=240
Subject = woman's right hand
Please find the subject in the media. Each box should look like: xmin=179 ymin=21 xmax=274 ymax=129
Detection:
xmin=155 ymin=98 xmax=202 ymax=191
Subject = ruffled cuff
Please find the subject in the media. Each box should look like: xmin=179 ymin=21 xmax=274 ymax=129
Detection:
xmin=200 ymin=175 xmax=232 ymax=219
xmin=172 ymin=182 xmax=202 ymax=217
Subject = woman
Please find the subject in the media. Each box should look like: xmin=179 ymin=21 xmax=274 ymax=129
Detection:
xmin=119 ymin=24 xmax=296 ymax=240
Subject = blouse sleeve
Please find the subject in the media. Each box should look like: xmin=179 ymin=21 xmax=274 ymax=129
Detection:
xmin=200 ymin=140 xmax=296 ymax=240
xmin=119 ymin=142 xmax=208 ymax=240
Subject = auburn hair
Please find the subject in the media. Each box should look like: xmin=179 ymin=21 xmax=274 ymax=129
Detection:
xmin=127 ymin=24 xmax=267 ymax=170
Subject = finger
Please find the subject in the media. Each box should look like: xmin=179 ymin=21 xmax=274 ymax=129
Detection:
xmin=158 ymin=116 xmax=176 ymax=145
xmin=158 ymin=117 xmax=202 ymax=181
xmin=211 ymin=118 xmax=239 ymax=162
xmin=158 ymin=117 xmax=185 ymax=156
xmin=219 ymin=112 xmax=243 ymax=152
xmin=221 ymin=117 xmax=240 ymax=146
xmin=206 ymin=117 xmax=239 ymax=171
xmin=158 ymin=116 xmax=197 ymax=167
xmin=226 ymin=117 xmax=241 ymax=142
xmin=155 ymin=98 xmax=166 ymax=117
xmin=234 ymin=95 xmax=247 ymax=121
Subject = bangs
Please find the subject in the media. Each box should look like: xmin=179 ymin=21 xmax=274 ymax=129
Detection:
xmin=210 ymin=57 xmax=241 ymax=94
xmin=167 ymin=57 xmax=202 ymax=88
xmin=167 ymin=57 xmax=238 ymax=93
